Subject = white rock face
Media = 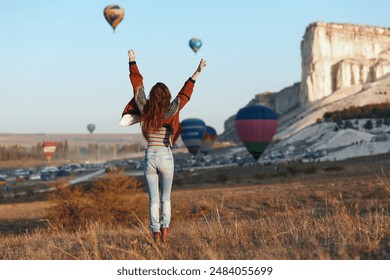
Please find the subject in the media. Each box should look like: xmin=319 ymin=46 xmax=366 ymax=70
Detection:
xmin=300 ymin=22 xmax=390 ymax=103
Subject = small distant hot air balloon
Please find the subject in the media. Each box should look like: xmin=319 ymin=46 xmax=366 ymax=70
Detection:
xmin=103 ymin=4 xmax=125 ymax=32
xmin=189 ymin=38 xmax=202 ymax=53
xmin=42 ymin=141 xmax=56 ymax=162
xmin=87 ymin=123 xmax=96 ymax=134
xmin=200 ymin=126 xmax=217 ymax=155
xmin=235 ymin=105 xmax=278 ymax=160
xmin=180 ymin=118 xmax=206 ymax=156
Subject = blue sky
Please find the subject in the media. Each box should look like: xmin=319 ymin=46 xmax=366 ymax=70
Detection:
xmin=1 ymin=0 xmax=389 ymax=135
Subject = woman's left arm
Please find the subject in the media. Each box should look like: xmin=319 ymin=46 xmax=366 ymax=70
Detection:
xmin=190 ymin=59 xmax=207 ymax=81
xmin=177 ymin=58 xmax=207 ymax=109
xmin=165 ymin=59 xmax=207 ymax=118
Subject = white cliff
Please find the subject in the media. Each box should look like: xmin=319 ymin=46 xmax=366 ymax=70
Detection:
xmin=300 ymin=22 xmax=390 ymax=103
xmin=220 ymin=21 xmax=390 ymax=157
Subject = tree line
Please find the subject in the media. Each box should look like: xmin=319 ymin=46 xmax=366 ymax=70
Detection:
xmin=0 ymin=140 xmax=142 ymax=162
xmin=322 ymin=102 xmax=390 ymax=122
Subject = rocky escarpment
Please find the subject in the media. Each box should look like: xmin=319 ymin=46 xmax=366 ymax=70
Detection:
xmin=249 ymin=83 xmax=301 ymax=115
xmin=301 ymin=22 xmax=390 ymax=103
xmin=220 ymin=21 xmax=390 ymax=142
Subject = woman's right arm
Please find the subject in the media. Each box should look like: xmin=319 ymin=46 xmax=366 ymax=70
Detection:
xmin=128 ymin=49 xmax=146 ymax=112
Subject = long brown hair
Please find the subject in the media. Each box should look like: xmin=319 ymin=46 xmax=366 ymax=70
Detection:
xmin=140 ymin=82 xmax=171 ymax=133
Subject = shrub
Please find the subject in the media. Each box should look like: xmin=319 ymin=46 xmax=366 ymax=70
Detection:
xmin=364 ymin=119 xmax=373 ymax=130
xmin=286 ymin=165 xmax=299 ymax=176
xmin=47 ymin=171 xmax=146 ymax=231
xmin=304 ymin=165 xmax=318 ymax=174
xmin=323 ymin=165 xmax=344 ymax=172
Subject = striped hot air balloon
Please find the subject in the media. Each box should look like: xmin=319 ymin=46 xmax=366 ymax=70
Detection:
xmin=180 ymin=118 xmax=206 ymax=156
xmin=42 ymin=141 xmax=56 ymax=162
xmin=200 ymin=126 xmax=217 ymax=155
xmin=103 ymin=4 xmax=125 ymax=32
xmin=235 ymin=105 xmax=278 ymax=160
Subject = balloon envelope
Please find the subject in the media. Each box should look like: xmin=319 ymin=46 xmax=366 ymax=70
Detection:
xmin=43 ymin=141 xmax=56 ymax=161
xmin=200 ymin=126 xmax=217 ymax=155
xmin=180 ymin=118 xmax=206 ymax=155
xmin=189 ymin=38 xmax=202 ymax=53
xmin=103 ymin=4 xmax=125 ymax=32
xmin=235 ymin=105 xmax=278 ymax=160
xmin=87 ymin=123 xmax=96 ymax=134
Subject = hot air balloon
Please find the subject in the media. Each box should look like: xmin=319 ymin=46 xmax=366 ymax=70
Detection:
xmin=235 ymin=105 xmax=278 ymax=160
xmin=42 ymin=141 xmax=56 ymax=162
xmin=87 ymin=123 xmax=96 ymax=134
xmin=189 ymin=38 xmax=202 ymax=53
xmin=200 ymin=126 xmax=217 ymax=155
xmin=180 ymin=118 xmax=206 ymax=156
xmin=103 ymin=4 xmax=125 ymax=32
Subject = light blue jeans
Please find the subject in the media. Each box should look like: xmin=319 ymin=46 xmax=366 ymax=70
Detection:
xmin=144 ymin=146 xmax=174 ymax=233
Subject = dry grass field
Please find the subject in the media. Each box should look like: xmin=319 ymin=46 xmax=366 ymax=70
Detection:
xmin=0 ymin=154 xmax=389 ymax=260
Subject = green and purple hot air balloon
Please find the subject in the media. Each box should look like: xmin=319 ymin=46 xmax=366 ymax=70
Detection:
xmin=180 ymin=118 xmax=206 ymax=156
xmin=235 ymin=105 xmax=278 ymax=160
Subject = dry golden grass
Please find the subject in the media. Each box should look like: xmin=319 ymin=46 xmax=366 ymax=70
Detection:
xmin=0 ymin=161 xmax=389 ymax=260
xmin=0 ymin=201 xmax=54 ymax=221
xmin=0 ymin=199 xmax=387 ymax=260
xmin=46 ymin=172 xmax=144 ymax=231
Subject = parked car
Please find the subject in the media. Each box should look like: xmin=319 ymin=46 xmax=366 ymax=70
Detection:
xmin=105 ymin=165 xmax=118 ymax=173
xmin=29 ymin=173 xmax=41 ymax=181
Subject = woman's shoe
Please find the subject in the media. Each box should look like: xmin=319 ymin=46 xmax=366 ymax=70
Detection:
xmin=153 ymin=232 xmax=161 ymax=243
xmin=161 ymin=227 xmax=169 ymax=243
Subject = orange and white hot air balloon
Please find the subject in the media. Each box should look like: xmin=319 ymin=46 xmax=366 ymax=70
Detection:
xmin=200 ymin=126 xmax=217 ymax=155
xmin=103 ymin=4 xmax=125 ymax=32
